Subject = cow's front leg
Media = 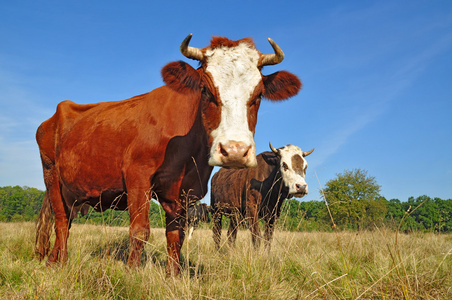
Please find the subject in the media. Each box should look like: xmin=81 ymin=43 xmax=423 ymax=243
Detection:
xmin=158 ymin=172 xmax=187 ymax=276
xmin=264 ymin=217 xmax=276 ymax=250
xmin=212 ymin=209 xmax=223 ymax=250
xmin=165 ymin=212 xmax=185 ymax=276
xmin=160 ymin=195 xmax=185 ymax=276
xmin=247 ymin=191 xmax=261 ymax=249
xmin=248 ymin=212 xmax=261 ymax=249
xmin=127 ymin=187 xmax=151 ymax=267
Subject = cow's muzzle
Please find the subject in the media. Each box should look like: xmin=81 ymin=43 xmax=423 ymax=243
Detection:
xmin=210 ymin=141 xmax=257 ymax=168
xmin=291 ymin=183 xmax=308 ymax=197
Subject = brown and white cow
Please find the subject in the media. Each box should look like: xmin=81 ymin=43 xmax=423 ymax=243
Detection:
xmin=211 ymin=143 xmax=314 ymax=250
xmin=35 ymin=34 xmax=302 ymax=275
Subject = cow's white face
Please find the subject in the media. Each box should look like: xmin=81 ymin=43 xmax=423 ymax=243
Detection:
xmin=205 ymin=42 xmax=261 ymax=168
xmin=172 ymin=35 xmax=302 ymax=169
xmin=278 ymin=145 xmax=310 ymax=197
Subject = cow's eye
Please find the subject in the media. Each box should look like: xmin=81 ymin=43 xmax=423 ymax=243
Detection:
xmin=202 ymin=87 xmax=218 ymax=107
xmin=209 ymin=97 xmax=219 ymax=107
xmin=202 ymin=86 xmax=210 ymax=96
xmin=282 ymin=162 xmax=288 ymax=171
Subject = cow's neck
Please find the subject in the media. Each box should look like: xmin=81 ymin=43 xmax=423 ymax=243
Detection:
xmin=152 ymin=96 xmax=213 ymax=203
xmin=179 ymin=100 xmax=213 ymax=198
xmin=260 ymin=162 xmax=290 ymax=207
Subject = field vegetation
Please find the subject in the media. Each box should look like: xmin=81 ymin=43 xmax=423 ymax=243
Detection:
xmin=1 ymin=168 xmax=451 ymax=298
xmin=1 ymin=222 xmax=451 ymax=299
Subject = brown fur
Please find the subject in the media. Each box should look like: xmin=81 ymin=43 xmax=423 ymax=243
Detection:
xmin=209 ymin=36 xmax=256 ymax=50
xmin=161 ymin=61 xmax=202 ymax=93
xmin=263 ymin=71 xmax=302 ymax=101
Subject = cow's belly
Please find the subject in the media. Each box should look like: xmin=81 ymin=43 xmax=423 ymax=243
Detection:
xmin=55 ymin=124 xmax=137 ymax=198
xmin=61 ymin=183 xmax=127 ymax=212
xmin=56 ymin=150 xmax=124 ymax=200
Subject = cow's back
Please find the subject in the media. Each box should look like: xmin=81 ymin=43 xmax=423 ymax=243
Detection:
xmin=36 ymin=100 xmax=98 ymax=162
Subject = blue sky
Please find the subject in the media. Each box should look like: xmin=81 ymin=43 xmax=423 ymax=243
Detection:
xmin=1 ymin=0 xmax=451 ymax=203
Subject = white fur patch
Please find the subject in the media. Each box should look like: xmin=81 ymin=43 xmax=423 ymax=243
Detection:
xmin=278 ymin=145 xmax=309 ymax=196
xmin=205 ymin=43 xmax=261 ymax=165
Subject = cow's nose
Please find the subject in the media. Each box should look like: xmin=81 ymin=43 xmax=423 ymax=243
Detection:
xmin=220 ymin=141 xmax=250 ymax=158
xmin=296 ymin=184 xmax=308 ymax=194
xmin=218 ymin=141 xmax=256 ymax=168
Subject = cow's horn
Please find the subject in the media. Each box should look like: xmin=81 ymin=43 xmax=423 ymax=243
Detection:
xmin=180 ymin=33 xmax=204 ymax=61
xmin=269 ymin=142 xmax=279 ymax=154
xmin=260 ymin=38 xmax=284 ymax=67
xmin=303 ymin=148 xmax=315 ymax=157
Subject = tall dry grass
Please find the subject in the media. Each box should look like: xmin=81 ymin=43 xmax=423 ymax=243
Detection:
xmin=0 ymin=222 xmax=451 ymax=299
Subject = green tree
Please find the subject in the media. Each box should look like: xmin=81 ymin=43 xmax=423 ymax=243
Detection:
xmin=0 ymin=186 xmax=45 ymax=221
xmin=435 ymin=197 xmax=452 ymax=232
xmin=0 ymin=188 xmax=9 ymax=221
xmin=385 ymin=198 xmax=405 ymax=228
xmin=365 ymin=196 xmax=388 ymax=227
xmin=397 ymin=195 xmax=452 ymax=233
xmin=322 ymin=169 xmax=386 ymax=230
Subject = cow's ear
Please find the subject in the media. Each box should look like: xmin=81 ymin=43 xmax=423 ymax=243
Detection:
xmin=262 ymin=71 xmax=301 ymax=101
xmin=161 ymin=61 xmax=201 ymax=93
xmin=262 ymin=152 xmax=279 ymax=166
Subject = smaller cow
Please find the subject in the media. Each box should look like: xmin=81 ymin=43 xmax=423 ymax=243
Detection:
xmin=211 ymin=143 xmax=314 ymax=250
xmin=186 ymin=203 xmax=211 ymax=239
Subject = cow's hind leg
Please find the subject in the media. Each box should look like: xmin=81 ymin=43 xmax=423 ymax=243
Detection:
xmin=43 ymin=163 xmax=70 ymax=265
xmin=264 ymin=217 xmax=277 ymax=251
xmin=227 ymin=213 xmax=239 ymax=247
xmin=212 ymin=209 xmax=223 ymax=250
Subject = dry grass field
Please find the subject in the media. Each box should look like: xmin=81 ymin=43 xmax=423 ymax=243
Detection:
xmin=1 ymin=222 xmax=451 ymax=299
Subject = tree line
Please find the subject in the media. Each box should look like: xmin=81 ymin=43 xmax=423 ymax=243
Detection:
xmin=1 ymin=169 xmax=451 ymax=233
xmin=280 ymin=169 xmax=452 ymax=233
xmin=0 ymin=186 xmax=165 ymax=226
xmin=279 ymin=196 xmax=452 ymax=233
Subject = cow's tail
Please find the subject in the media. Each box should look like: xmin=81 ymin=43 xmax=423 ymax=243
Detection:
xmin=35 ymin=192 xmax=54 ymax=260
